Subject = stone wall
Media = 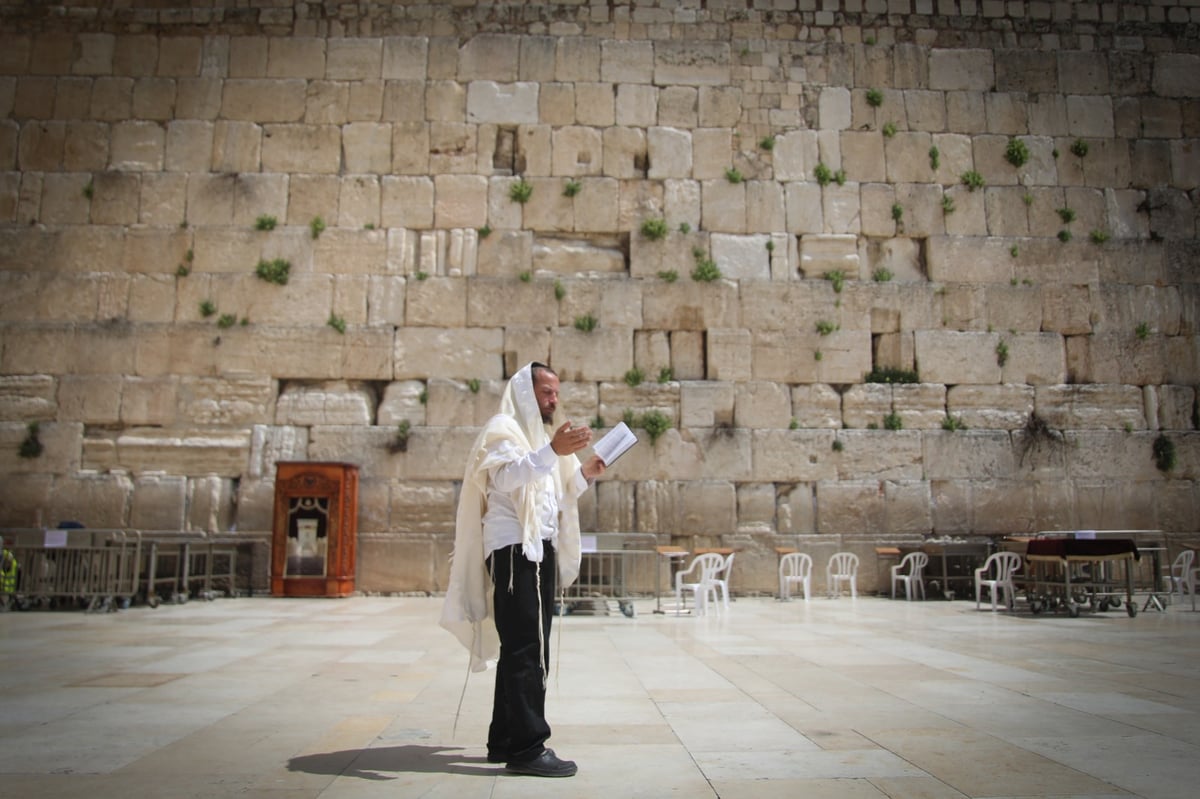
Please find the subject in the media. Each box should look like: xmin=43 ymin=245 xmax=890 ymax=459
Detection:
xmin=0 ymin=1 xmax=1197 ymax=596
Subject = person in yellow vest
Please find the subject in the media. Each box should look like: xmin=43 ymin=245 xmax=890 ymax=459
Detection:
xmin=1 ymin=536 xmax=18 ymax=608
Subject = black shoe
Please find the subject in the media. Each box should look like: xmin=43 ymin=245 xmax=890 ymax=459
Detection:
xmin=486 ymin=751 xmax=507 ymax=764
xmin=505 ymin=749 xmax=577 ymax=777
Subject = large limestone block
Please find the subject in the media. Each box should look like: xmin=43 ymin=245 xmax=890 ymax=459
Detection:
xmin=377 ymin=380 xmax=427 ymax=427
xmin=0 ymin=420 xmax=80 ymax=476
xmin=129 ymin=474 xmax=187 ymax=532
xmin=798 ymin=233 xmax=858 ymax=280
xmin=706 ymin=328 xmax=751 ymax=381
xmin=1153 ymin=54 xmax=1200 ymax=98
xmin=985 ymin=92 xmax=1029 ymax=135
xmin=597 ymin=382 xmax=678 ymax=429
xmin=552 ymin=126 xmax=603 ymax=176
xmin=572 ymin=178 xmax=622 ymax=234
xmin=750 ymin=330 xmax=822 ymax=383
xmin=109 ymin=120 xmax=164 ymax=171
xmin=0 ymin=374 xmax=56 ymax=422
xmin=518 ymin=178 xmax=573 ymax=232
xmin=404 ymin=276 xmax=464 ymax=327
xmin=1000 ymin=332 xmax=1067 ymax=385
xmin=670 ymin=330 xmax=704 ymax=381
xmin=1035 ymin=384 xmax=1147 ymax=430
xmin=892 ymin=383 xmax=948 ymax=430
xmin=466 ymin=278 xmax=556 ymax=327
xmin=120 ymin=375 xmax=178 ymax=426
xmin=647 ymin=127 xmax=692 ymax=179
xmin=160 ymin=325 xmax=393 ymax=380
xmin=405 ymin=427 xmax=489 ymax=481
xmin=434 ymin=174 xmax=487 ymax=228
xmin=105 ymin=427 xmax=252 ymax=477
xmin=231 ymin=173 xmax=288 ymax=228
xmin=475 ymin=230 xmax=531 ymax=278
xmin=532 ymin=235 xmax=624 ymax=275
xmin=165 ymin=120 xmax=214 ymax=172
xmin=924 ymin=429 xmax=1017 ymax=481
xmin=692 ymin=128 xmax=732 ymax=180
xmin=680 ymin=381 xmax=735 ymax=427
xmin=381 ymin=176 xmax=433 ymax=229
xmin=785 ymin=182 xmax=823 ymax=234
xmin=1066 ymin=95 xmax=1114 ymax=138
xmin=774 ymin=129 xmax=819 ymax=182
xmin=926 ymin=236 xmax=1016 ymax=283
xmin=175 ymin=376 xmax=275 ymax=426
xmin=247 ymin=424 xmax=309 ymax=480
xmin=601 ymin=39 xmax=653 ymax=83
xmin=556 ymin=278 xmax=642 ymax=330
xmin=822 ymin=183 xmax=860 ymax=234
xmin=894 ymin=183 xmax=945 ymax=238
xmin=275 ymin=380 xmax=373 ymax=426
xmin=841 ymin=382 xmax=892 ymax=430
xmin=326 ymin=38 xmax=381 ymax=80
xmin=221 ymin=79 xmax=306 ymax=122
xmin=387 ymin=482 xmax=457 ymax=536
xmin=1068 ymin=431 xmax=1164 ymax=482
xmin=654 ymin=41 xmax=729 ymax=86
xmin=915 ymin=330 xmax=1003 ymax=384
xmin=44 ymin=472 xmax=132 ymax=529
xmin=982 ymin=284 xmax=1043 ymax=333
xmin=260 ymin=123 xmax=340 ymax=173
xmin=710 ymin=234 xmax=769 ymax=280
xmin=603 ymin=126 xmax=647 ymax=179
xmin=1157 ymin=385 xmax=1196 ymax=431
xmin=424 ymin=378 xmax=503 ymax=426
xmin=307 ymin=425 xmax=405 ymax=481
xmin=266 ymin=37 xmax=325 ymax=79
xmin=342 ymin=124 xmax=391 ymax=175
xmin=734 ymin=381 xmax=791 ymax=429
xmin=549 ymin=328 xmax=632 ymax=383
xmin=642 ymin=281 xmax=739 ymax=331
xmin=904 ymin=89 xmax=947 ymax=132
xmin=745 ymin=182 xmax=785 ymax=236
xmin=575 ymin=82 xmax=615 ymax=127
xmin=466 ymin=81 xmax=538 ymax=124
xmin=884 ymin=131 xmax=933 ymax=184
xmin=814 ymin=479 xmax=887 ymax=535
xmin=736 ymin=482 xmax=777 ymax=535
xmin=391 ymin=122 xmax=430 ymax=174
xmin=615 ymin=83 xmax=656 ymax=127
xmin=841 ymin=131 xmax=885 ymax=183
xmin=394 ymin=327 xmax=503 ymax=380
xmin=790 ymin=384 xmax=842 ymax=430
xmin=750 ymin=430 xmax=838 ymax=482
xmin=929 ymin=49 xmax=994 ymax=91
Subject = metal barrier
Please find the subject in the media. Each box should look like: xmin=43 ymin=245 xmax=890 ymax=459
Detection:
xmin=1 ymin=528 xmax=141 ymax=612
xmin=560 ymin=532 xmax=658 ymax=617
xmin=137 ymin=531 xmax=239 ymax=606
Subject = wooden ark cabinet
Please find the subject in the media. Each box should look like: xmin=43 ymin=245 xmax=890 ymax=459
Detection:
xmin=271 ymin=462 xmax=359 ymax=597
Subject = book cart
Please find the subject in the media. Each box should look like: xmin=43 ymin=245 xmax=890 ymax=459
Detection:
xmin=1021 ymin=535 xmax=1140 ymax=618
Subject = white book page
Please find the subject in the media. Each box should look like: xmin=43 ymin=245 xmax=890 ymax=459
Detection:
xmin=592 ymin=422 xmax=638 ymax=466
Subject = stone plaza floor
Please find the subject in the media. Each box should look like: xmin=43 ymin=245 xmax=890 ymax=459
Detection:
xmin=0 ymin=592 xmax=1197 ymax=798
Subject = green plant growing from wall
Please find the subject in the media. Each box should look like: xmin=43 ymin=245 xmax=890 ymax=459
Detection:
xmin=327 ymin=314 xmax=346 ymax=334
xmin=639 ymin=410 xmax=673 ymax=444
xmin=691 ymin=253 xmax=721 ymax=282
xmin=825 ymin=269 xmax=845 ymax=293
xmin=866 ymin=88 xmax=884 ymax=107
xmin=865 ymin=367 xmax=918 ymax=383
xmin=882 ymin=121 xmax=897 ymax=137
xmin=310 ymin=216 xmax=326 ymax=239
xmin=563 ymin=179 xmax=582 ymax=197
xmin=83 ymin=178 xmax=94 ymax=199
xmin=1090 ymin=229 xmax=1110 ymax=244
xmin=814 ymin=161 xmax=833 ymax=186
xmin=255 ymin=258 xmax=291 ymax=285
xmin=624 ymin=367 xmax=644 ymax=387
xmin=18 ymin=422 xmax=43 ymax=459
xmin=928 ymin=146 xmax=940 ymax=170
xmin=789 ymin=418 xmax=799 ymax=430
xmin=1004 ymin=137 xmax=1030 ymax=168
xmin=1153 ymin=434 xmax=1176 ymax=472
xmin=1010 ymin=244 xmax=1019 ymax=258
xmin=591 ymin=416 xmax=605 ymax=430
xmin=815 ymin=319 xmax=838 ymax=336
xmin=657 ymin=269 xmax=678 ymax=283
xmin=199 ymin=299 xmax=217 ymax=317
xmin=765 ymin=239 xmax=775 ymax=252
xmin=832 ymin=438 xmax=844 ymax=452
xmin=1057 ymin=229 xmax=1072 ymax=243
xmin=678 ymin=222 xmax=691 ymax=234
xmin=554 ymin=280 xmax=565 ymax=300
xmin=1057 ymin=207 xmax=1076 ymax=224
xmin=415 ymin=270 xmax=429 ymax=280
xmin=942 ymin=414 xmax=968 ymax=431
xmin=996 ymin=340 xmax=1009 ymax=366
xmin=724 ymin=167 xmax=743 ymax=183
xmin=941 ymin=194 xmax=955 ymax=214
xmin=814 ymin=350 xmax=823 ymax=361
xmin=1070 ymin=138 xmax=1089 ymax=158
xmin=217 ymin=313 xmax=236 ymax=329
xmin=640 ymin=217 xmax=669 ymax=241
xmin=390 ymin=420 xmax=411 ymax=453
xmin=255 ymin=215 xmax=277 ymax=231
xmin=509 ymin=178 xmax=533 ymax=204
xmin=363 ymin=223 xmax=375 ymax=230
xmin=1135 ymin=322 xmax=1151 ymax=339
xmin=961 ymin=170 xmax=985 ymax=191
xmin=1022 ymin=192 xmax=1034 ymax=206
xmin=883 ymin=412 xmax=903 ymax=430
xmin=478 ymin=224 xmax=492 ymax=238
xmin=176 ymin=248 xmax=194 ymax=277
xmin=834 ymin=168 xmax=847 ymax=185
xmin=891 ymin=203 xmax=904 ymax=222
xmin=574 ymin=314 xmax=598 ymax=332
xmin=467 ymin=378 xmax=481 ymax=393
xmin=658 ymin=367 xmax=673 ymax=383
xmin=873 ymin=267 xmax=893 ymax=282
xmin=759 ymin=135 xmax=775 ymax=151
xmin=519 ymin=270 xmax=532 ymax=282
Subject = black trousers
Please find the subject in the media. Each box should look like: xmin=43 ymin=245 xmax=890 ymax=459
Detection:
xmin=487 ymin=542 xmax=556 ymax=763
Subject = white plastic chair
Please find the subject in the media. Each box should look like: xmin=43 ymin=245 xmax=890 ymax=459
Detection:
xmin=890 ymin=551 xmax=928 ymax=601
xmin=778 ymin=552 xmax=812 ymax=601
xmin=710 ymin=552 xmax=735 ymax=611
xmin=1164 ymin=549 xmax=1195 ymax=611
xmin=974 ymin=551 xmax=1022 ymax=611
xmin=826 ymin=552 xmax=859 ymax=598
xmin=674 ymin=553 xmax=724 ymax=615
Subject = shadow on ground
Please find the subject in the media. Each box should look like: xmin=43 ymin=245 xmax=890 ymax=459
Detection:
xmin=287 ymin=745 xmax=496 ymax=780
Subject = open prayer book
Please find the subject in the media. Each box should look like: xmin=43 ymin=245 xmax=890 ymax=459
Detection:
xmin=592 ymin=421 xmax=638 ymax=466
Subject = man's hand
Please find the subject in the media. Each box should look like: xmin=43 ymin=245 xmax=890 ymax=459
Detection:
xmin=550 ymin=421 xmax=592 ymax=456
xmin=581 ymin=454 xmax=606 ymax=483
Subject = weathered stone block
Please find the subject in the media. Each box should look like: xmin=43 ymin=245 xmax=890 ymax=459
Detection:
xmin=466 ymin=81 xmax=538 ymax=125
xmin=261 ymin=123 xmax=340 ymax=173
xmin=774 ymin=129 xmax=819 ymax=182
xmin=654 ymin=41 xmax=730 ymax=86
xmin=643 ymin=281 xmax=739 ymax=331
xmin=930 ymin=49 xmax=994 ymax=91
xmin=1035 ymin=384 xmax=1146 ymax=430
xmin=915 ymin=330 xmax=1003 ymax=384
xmin=680 ymin=381 xmax=735 ymax=427
xmin=751 ymin=430 xmax=838 ymax=482
xmin=326 ymin=38 xmax=381 ymax=80
xmin=549 ymin=328 xmax=632 ymax=383
xmin=733 ymin=381 xmax=791 ymax=429
xmin=799 ymin=233 xmax=858 ymax=279
xmin=394 ymin=327 xmax=502 ymax=381
xmin=946 ymin=384 xmax=1034 ymax=430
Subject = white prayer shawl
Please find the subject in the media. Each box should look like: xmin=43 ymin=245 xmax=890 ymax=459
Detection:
xmin=439 ymin=363 xmax=584 ymax=673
